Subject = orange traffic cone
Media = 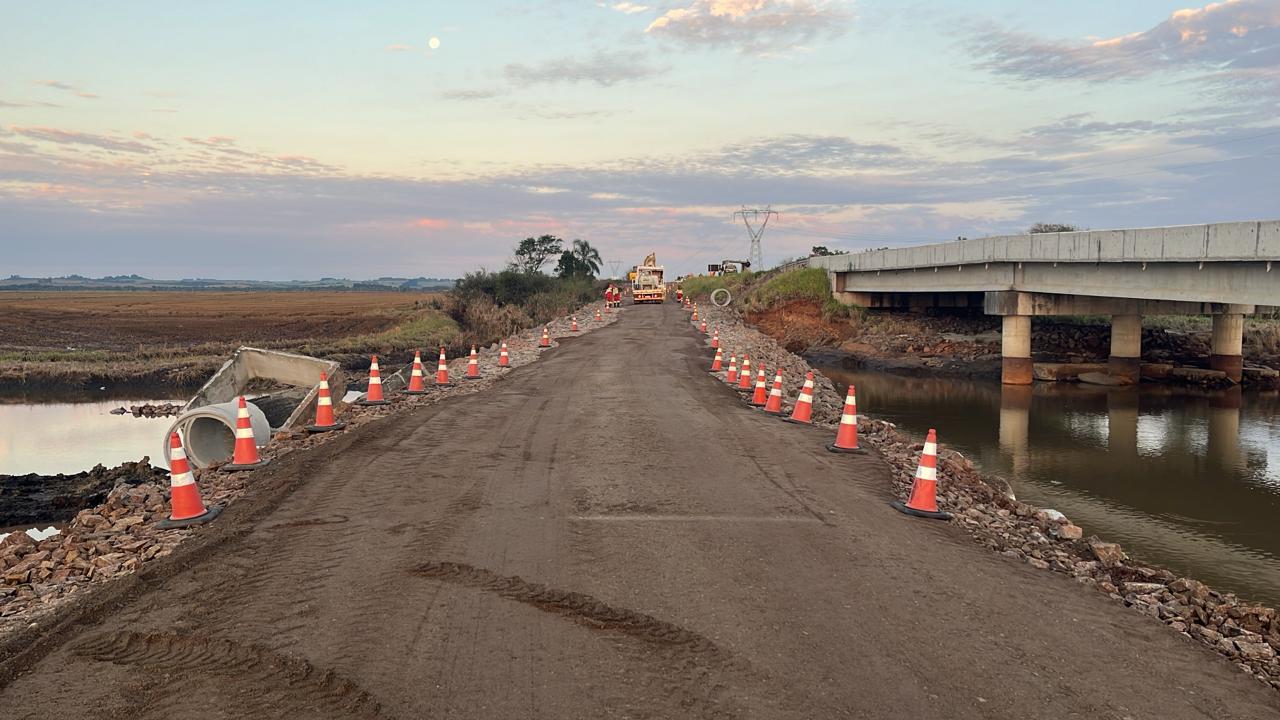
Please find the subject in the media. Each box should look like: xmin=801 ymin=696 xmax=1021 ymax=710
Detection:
xmin=692 ymin=306 xmax=699 ymax=322
xmin=828 ymin=385 xmax=864 ymax=453
xmin=465 ymin=345 xmax=481 ymax=380
xmin=891 ymin=429 xmax=951 ymax=520
xmin=404 ymin=350 xmax=428 ymax=394
xmin=435 ymin=346 xmax=452 ymax=387
xmin=785 ymin=372 xmax=815 ymax=425
xmin=762 ymin=370 xmax=784 ymax=414
xmin=498 ymin=341 xmax=510 ymax=368
xmin=710 ymin=327 xmax=719 ymax=349
xmin=539 ymin=326 xmax=550 ymax=348
xmin=225 ymin=396 xmax=270 ymax=470
xmin=157 ymin=432 xmax=221 ymax=528
xmin=700 ymin=319 xmax=708 ymax=334
xmin=737 ymin=355 xmax=753 ymax=390
xmin=572 ymin=317 xmax=579 ymax=332
xmin=357 ymin=355 xmax=389 ymax=406
xmin=710 ymin=347 xmax=723 ymax=372
xmin=306 ymin=372 xmax=346 ymax=433
xmin=595 ymin=308 xmax=602 ymax=321
xmin=724 ymin=354 xmax=738 ymax=384
xmin=749 ymin=368 xmax=768 ymax=406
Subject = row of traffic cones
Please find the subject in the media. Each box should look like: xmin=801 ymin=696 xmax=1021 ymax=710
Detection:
xmin=157 ymin=307 xmax=610 ymax=528
xmin=708 ymin=341 xmax=949 ymax=521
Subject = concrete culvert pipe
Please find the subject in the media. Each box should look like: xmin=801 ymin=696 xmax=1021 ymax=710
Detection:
xmin=163 ymin=400 xmax=272 ymax=469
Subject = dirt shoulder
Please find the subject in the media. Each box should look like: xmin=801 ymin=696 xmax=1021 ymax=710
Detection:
xmin=2 ymin=302 xmax=1277 ymax=719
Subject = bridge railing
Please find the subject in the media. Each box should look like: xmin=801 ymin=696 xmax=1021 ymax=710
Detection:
xmin=809 ymin=220 xmax=1280 ymax=273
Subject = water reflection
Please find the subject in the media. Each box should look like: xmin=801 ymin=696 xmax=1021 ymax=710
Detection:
xmin=0 ymin=399 xmax=180 ymax=475
xmin=817 ymin=365 xmax=1280 ymax=606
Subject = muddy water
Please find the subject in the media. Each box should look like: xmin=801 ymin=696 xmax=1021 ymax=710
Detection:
xmin=0 ymin=398 xmax=182 ymax=475
xmin=816 ymin=365 xmax=1280 ymax=607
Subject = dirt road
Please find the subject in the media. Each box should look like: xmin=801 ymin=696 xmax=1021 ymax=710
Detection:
xmin=2 ymin=302 xmax=1277 ymax=719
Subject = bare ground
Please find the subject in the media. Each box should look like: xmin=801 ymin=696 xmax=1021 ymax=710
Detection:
xmin=1 ymin=302 xmax=1276 ymax=719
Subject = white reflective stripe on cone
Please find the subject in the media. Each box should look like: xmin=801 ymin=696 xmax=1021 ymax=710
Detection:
xmin=369 ymin=377 xmax=381 ymax=385
xmin=917 ymin=466 xmax=938 ymax=481
xmin=318 ymin=396 xmax=332 ymax=406
xmin=798 ymin=392 xmax=813 ymax=402
xmin=170 ymin=471 xmax=196 ymax=488
xmin=840 ymin=413 xmax=856 ymax=424
xmin=235 ymin=427 xmax=254 ymax=439
xmin=923 ymin=441 xmax=937 ymax=456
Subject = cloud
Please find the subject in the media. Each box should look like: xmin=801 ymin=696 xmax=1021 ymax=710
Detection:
xmin=182 ymin=135 xmax=239 ymax=147
xmin=34 ymin=79 xmax=98 ymax=99
xmin=609 ymin=1 xmax=650 ymax=14
xmin=968 ymin=0 xmax=1280 ymax=83
xmin=0 ymin=100 xmax=61 ymax=108
xmin=438 ymin=87 xmax=505 ymax=101
xmin=645 ymin=0 xmax=853 ymax=53
xmin=412 ymin=217 xmax=451 ymax=230
xmin=504 ymin=50 xmax=663 ymax=86
xmin=8 ymin=126 xmax=156 ymax=153
xmin=385 ymin=43 xmax=411 ymax=52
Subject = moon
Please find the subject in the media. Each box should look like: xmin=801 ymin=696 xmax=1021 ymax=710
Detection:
xmin=428 ymin=37 xmax=440 ymax=50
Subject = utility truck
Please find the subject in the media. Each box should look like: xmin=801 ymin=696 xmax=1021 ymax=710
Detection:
xmin=629 ymin=252 xmax=666 ymax=304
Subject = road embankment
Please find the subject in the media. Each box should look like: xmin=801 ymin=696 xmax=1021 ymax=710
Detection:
xmin=696 ymin=300 xmax=1280 ymax=690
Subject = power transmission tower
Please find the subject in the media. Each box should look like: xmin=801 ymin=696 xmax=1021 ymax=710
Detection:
xmin=606 ymin=260 xmax=622 ymax=279
xmin=732 ymin=206 xmax=778 ymax=269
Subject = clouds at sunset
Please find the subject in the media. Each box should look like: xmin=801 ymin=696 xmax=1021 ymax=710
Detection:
xmin=1 ymin=1 xmax=1278 ymax=279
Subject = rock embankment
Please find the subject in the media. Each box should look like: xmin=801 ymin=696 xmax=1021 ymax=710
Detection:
xmin=698 ymin=303 xmax=1280 ymax=690
xmin=0 ymin=304 xmax=618 ymax=636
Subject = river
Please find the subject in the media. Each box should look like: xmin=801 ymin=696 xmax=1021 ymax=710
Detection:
xmin=815 ymin=365 xmax=1280 ymax=607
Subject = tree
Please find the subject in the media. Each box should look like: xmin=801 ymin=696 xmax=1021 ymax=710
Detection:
xmin=570 ymin=239 xmax=602 ymax=277
xmin=511 ymin=235 xmax=563 ymax=273
xmin=554 ymin=251 xmax=586 ymax=279
xmin=1028 ymin=223 xmax=1080 ymax=234
xmin=810 ymin=245 xmax=847 ymax=256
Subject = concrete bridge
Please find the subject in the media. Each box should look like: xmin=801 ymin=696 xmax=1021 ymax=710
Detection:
xmin=810 ymin=220 xmax=1280 ymax=384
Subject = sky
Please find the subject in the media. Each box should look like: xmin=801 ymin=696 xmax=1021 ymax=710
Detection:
xmin=1 ymin=0 xmax=1278 ymax=280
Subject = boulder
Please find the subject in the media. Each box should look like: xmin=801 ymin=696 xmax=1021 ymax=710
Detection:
xmin=1089 ymin=539 xmax=1126 ymax=567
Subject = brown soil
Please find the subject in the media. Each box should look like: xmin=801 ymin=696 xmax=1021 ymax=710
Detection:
xmin=0 ymin=460 xmax=167 ymax=527
xmin=0 ymin=291 xmax=436 ymax=352
xmin=1 ymin=302 xmax=1276 ymax=718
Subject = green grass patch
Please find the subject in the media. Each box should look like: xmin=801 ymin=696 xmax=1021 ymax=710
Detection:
xmin=745 ymin=268 xmax=831 ymax=309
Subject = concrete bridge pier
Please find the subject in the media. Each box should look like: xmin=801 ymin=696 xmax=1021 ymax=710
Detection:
xmin=1001 ymin=315 xmax=1033 ymax=385
xmin=1210 ymin=313 xmax=1245 ymax=383
xmin=1108 ymin=314 xmax=1142 ymax=383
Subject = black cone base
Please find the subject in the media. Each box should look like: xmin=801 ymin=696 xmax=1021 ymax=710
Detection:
xmin=827 ymin=444 xmax=866 ymax=454
xmin=224 ymin=458 xmax=271 ymax=472
xmin=306 ymin=422 xmax=347 ymax=433
xmin=890 ymin=500 xmax=951 ymax=520
xmin=157 ymin=505 xmax=222 ymax=529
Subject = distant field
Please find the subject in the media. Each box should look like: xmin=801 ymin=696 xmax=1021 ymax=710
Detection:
xmin=0 ymin=291 xmax=441 ymax=351
xmin=0 ymin=291 xmax=456 ymax=387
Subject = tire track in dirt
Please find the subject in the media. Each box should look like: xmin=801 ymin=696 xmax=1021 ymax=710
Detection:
xmin=72 ymin=630 xmax=387 ymax=719
xmin=413 ymin=561 xmax=731 ymax=662
xmin=412 ymin=560 xmax=751 ymax=719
